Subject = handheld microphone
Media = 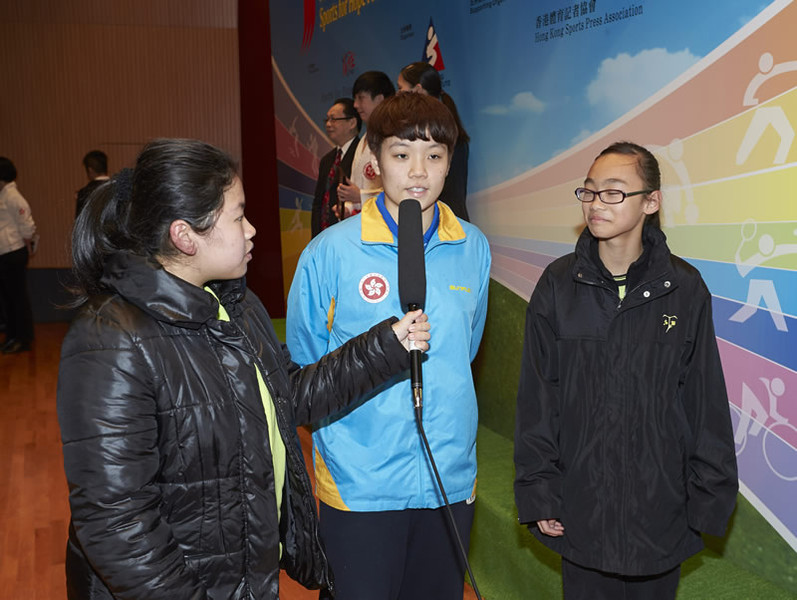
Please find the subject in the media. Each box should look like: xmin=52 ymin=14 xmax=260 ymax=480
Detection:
xmin=396 ymin=199 xmax=484 ymax=600
xmin=397 ymin=199 xmax=426 ymax=414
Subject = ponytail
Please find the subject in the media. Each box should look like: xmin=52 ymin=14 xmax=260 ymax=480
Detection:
xmin=70 ymin=170 xmax=133 ymax=301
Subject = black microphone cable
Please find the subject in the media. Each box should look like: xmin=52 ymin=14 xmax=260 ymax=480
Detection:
xmin=411 ymin=388 xmax=483 ymax=600
xmin=398 ymin=199 xmax=483 ymax=600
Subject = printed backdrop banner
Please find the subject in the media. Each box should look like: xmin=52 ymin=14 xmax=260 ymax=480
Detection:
xmin=269 ymin=0 xmax=797 ymax=551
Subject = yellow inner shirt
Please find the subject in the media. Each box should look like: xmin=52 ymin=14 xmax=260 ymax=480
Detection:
xmin=205 ymin=288 xmax=286 ymax=528
xmin=613 ymin=274 xmax=627 ymax=300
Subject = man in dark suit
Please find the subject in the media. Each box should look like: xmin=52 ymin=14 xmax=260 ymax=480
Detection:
xmin=311 ymin=98 xmax=361 ymax=238
xmin=76 ymin=150 xmax=110 ymax=218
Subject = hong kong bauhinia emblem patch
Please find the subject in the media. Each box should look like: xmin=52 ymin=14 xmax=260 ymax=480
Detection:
xmin=359 ymin=273 xmax=389 ymax=303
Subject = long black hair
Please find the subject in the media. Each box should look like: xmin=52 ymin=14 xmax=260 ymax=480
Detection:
xmin=400 ymin=62 xmax=470 ymax=144
xmin=596 ymin=141 xmax=661 ymax=229
xmin=71 ymin=138 xmax=238 ymax=301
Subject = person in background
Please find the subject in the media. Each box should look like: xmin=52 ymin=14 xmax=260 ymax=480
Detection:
xmin=312 ymin=97 xmax=361 ymax=238
xmin=0 ymin=156 xmax=36 ymax=354
xmin=514 ymin=141 xmax=738 ymax=600
xmin=398 ymin=61 xmax=471 ymax=221
xmin=76 ymin=149 xmax=110 ymax=217
xmin=336 ymin=70 xmax=395 ymax=218
xmin=287 ymin=93 xmax=491 ymax=600
xmin=57 ymin=138 xmax=430 ymax=600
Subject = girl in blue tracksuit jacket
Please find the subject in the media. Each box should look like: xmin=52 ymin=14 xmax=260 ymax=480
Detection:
xmin=287 ymin=92 xmax=491 ymax=600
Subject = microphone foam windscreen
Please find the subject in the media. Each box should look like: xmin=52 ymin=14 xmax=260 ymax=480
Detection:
xmin=398 ymin=199 xmax=427 ymax=311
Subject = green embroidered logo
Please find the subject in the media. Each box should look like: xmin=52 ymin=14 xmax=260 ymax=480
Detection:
xmin=662 ymin=314 xmax=678 ymax=333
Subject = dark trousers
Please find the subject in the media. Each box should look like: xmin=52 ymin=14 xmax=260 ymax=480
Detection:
xmin=0 ymin=246 xmax=34 ymax=344
xmin=318 ymin=500 xmax=475 ymax=600
xmin=562 ymin=558 xmax=681 ymax=600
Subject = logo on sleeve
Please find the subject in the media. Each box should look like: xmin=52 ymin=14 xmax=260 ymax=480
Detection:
xmin=662 ymin=314 xmax=678 ymax=333
xmin=359 ymin=273 xmax=389 ymax=303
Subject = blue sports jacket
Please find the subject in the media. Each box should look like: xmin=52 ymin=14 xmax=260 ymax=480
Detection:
xmin=287 ymin=195 xmax=491 ymax=511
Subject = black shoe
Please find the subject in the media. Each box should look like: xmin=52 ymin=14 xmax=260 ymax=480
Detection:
xmin=2 ymin=340 xmax=31 ymax=354
xmin=1 ymin=338 xmax=17 ymax=352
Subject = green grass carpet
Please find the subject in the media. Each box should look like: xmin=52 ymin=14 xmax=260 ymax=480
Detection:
xmin=471 ymin=425 xmax=797 ymax=599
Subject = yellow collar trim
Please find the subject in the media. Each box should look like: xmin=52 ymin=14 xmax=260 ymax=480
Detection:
xmin=360 ymin=197 xmax=466 ymax=244
xmin=361 ymin=197 xmax=393 ymax=243
xmin=436 ymin=201 xmax=466 ymax=242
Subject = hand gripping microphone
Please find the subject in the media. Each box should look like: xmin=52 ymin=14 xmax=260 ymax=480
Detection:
xmin=397 ymin=199 xmax=426 ymax=415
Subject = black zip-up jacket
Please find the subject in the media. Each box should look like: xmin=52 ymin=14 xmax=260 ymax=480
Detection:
xmin=57 ymin=252 xmax=410 ymax=599
xmin=514 ymin=227 xmax=738 ymax=576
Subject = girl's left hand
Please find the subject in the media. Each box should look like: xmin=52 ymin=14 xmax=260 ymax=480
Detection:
xmin=391 ymin=309 xmax=430 ymax=352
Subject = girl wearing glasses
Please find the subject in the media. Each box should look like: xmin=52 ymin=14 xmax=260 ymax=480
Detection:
xmin=514 ymin=141 xmax=738 ymax=599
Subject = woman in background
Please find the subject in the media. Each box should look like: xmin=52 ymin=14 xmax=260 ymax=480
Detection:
xmin=0 ymin=156 xmax=37 ymax=353
xmin=398 ymin=61 xmax=471 ymax=221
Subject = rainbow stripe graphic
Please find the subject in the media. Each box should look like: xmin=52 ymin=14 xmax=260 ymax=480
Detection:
xmin=470 ymin=1 xmax=797 ymax=549
xmin=270 ymin=58 xmax=332 ymax=298
xmin=269 ymin=0 xmax=796 ymax=552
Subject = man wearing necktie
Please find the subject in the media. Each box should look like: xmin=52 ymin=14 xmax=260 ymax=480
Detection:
xmin=312 ymin=98 xmax=361 ymax=238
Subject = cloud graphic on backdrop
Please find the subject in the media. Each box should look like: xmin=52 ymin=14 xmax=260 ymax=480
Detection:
xmin=587 ymin=48 xmax=698 ymax=120
xmin=570 ymin=128 xmax=593 ymax=146
xmin=482 ymin=91 xmax=546 ymax=115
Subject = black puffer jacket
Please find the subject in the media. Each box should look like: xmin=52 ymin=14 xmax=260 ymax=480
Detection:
xmin=58 ymin=252 xmax=410 ymax=599
xmin=514 ymin=227 xmax=738 ymax=576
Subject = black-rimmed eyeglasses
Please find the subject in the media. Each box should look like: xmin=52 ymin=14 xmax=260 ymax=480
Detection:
xmin=574 ymin=188 xmax=654 ymax=204
xmin=324 ymin=116 xmax=352 ymax=123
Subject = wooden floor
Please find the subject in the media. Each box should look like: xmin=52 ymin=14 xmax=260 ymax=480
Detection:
xmin=0 ymin=323 xmax=70 ymax=599
xmin=0 ymin=323 xmax=477 ymax=599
